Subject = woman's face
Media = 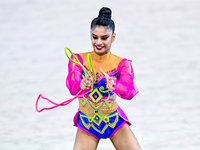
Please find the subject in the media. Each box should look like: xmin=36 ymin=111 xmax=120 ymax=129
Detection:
xmin=91 ymin=26 xmax=116 ymax=56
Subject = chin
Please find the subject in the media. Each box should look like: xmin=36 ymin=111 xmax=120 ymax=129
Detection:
xmin=94 ymin=50 xmax=105 ymax=56
xmin=93 ymin=48 xmax=104 ymax=55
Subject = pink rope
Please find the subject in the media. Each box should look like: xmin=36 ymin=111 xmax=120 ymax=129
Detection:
xmin=35 ymin=90 xmax=88 ymax=112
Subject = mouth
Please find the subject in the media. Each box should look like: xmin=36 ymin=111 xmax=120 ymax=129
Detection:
xmin=95 ymin=45 xmax=104 ymax=50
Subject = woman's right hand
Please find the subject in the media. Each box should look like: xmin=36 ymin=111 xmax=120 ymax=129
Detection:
xmin=80 ymin=77 xmax=93 ymax=90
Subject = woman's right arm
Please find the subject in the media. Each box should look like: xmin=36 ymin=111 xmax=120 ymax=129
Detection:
xmin=66 ymin=54 xmax=91 ymax=96
xmin=66 ymin=54 xmax=83 ymax=96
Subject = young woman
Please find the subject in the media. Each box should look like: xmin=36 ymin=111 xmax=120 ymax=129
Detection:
xmin=66 ymin=7 xmax=141 ymax=150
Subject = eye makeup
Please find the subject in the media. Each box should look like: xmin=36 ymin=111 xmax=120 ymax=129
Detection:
xmin=92 ymin=33 xmax=110 ymax=40
xmin=92 ymin=36 xmax=98 ymax=39
xmin=101 ymin=36 xmax=109 ymax=40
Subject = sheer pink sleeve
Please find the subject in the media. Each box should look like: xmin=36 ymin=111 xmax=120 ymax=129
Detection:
xmin=113 ymin=59 xmax=139 ymax=100
xmin=66 ymin=54 xmax=90 ymax=96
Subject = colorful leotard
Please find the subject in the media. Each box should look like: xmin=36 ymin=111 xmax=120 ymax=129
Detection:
xmin=66 ymin=51 xmax=139 ymax=139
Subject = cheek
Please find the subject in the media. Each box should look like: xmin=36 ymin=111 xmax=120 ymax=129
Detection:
xmin=104 ymin=40 xmax=112 ymax=47
xmin=91 ymin=39 xmax=95 ymax=45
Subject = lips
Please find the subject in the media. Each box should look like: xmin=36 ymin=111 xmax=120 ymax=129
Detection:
xmin=95 ymin=45 xmax=104 ymax=50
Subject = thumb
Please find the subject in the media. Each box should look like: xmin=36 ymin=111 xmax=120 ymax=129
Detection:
xmin=100 ymin=68 xmax=108 ymax=77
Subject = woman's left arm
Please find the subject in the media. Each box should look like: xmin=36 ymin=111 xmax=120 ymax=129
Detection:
xmin=112 ymin=59 xmax=139 ymax=100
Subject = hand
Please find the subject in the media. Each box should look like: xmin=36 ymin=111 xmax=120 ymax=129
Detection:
xmin=100 ymin=68 xmax=116 ymax=91
xmin=80 ymin=77 xmax=93 ymax=90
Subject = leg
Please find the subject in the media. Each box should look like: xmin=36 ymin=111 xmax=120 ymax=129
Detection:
xmin=73 ymin=127 xmax=100 ymax=150
xmin=110 ymin=123 xmax=141 ymax=150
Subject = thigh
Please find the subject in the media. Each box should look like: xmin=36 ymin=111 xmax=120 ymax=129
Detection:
xmin=73 ymin=128 xmax=100 ymax=150
xmin=110 ymin=123 xmax=141 ymax=150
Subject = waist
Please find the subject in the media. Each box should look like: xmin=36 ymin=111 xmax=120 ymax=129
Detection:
xmin=79 ymin=100 xmax=118 ymax=117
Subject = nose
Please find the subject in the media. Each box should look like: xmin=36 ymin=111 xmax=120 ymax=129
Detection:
xmin=96 ymin=38 xmax=102 ymax=45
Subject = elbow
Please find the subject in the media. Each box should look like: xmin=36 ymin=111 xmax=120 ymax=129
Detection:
xmin=125 ymin=95 xmax=133 ymax=100
xmin=129 ymin=89 xmax=139 ymax=99
xmin=128 ymin=83 xmax=139 ymax=99
xmin=69 ymin=89 xmax=77 ymax=96
xmin=120 ymin=89 xmax=139 ymax=100
xmin=66 ymin=80 xmax=81 ymax=96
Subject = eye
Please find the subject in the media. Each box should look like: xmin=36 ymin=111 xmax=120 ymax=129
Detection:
xmin=93 ymin=36 xmax=98 ymax=39
xmin=101 ymin=37 xmax=108 ymax=40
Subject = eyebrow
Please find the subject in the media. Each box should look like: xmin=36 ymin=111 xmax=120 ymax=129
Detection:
xmin=92 ymin=33 xmax=110 ymax=37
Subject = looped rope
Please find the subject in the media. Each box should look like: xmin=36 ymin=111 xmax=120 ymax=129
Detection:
xmin=35 ymin=47 xmax=96 ymax=112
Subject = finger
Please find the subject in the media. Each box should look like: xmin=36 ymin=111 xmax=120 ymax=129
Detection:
xmin=107 ymin=81 xmax=116 ymax=86
xmin=83 ymin=77 xmax=91 ymax=84
xmin=80 ymin=82 xmax=86 ymax=90
xmin=81 ymin=83 xmax=91 ymax=90
xmin=106 ymin=84 xmax=115 ymax=91
xmin=100 ymin=68 xmax=108 ymax=77
xmin=87 ymin=78 xmax=93 ymax=86
xmin=110 ymin=87 xmax=115 ymax=91
xmin=82 ymin=79 xmax=88 ymax=86
xmin=109 ymin=86 xmax=115 ymax=91
xmin=108 ymin=77 xmax=116 ymax=80
xmin=107 ymin=79 xmax=116 ymax=86
xmin=81 ymin=78 xmax=90 ymax=90
xmin=112 ymin=82 xmax=116 ymax=85
xmin=108 ymin=81 xmax=116 ymax=86
xmin=88 ymin=77 xmax=93 ymax=83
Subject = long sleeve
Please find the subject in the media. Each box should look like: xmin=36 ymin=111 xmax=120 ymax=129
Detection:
xmin=113 ymin=59 xmax=139 ymax=100
xmin=66 ymin=54 xmax=90 ymax=96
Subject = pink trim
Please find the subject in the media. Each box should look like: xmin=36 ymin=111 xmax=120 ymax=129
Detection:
xmin=73 ymin=109 xmax=79 ymax=127
xmin=117 ymin=107 xmax=132 ymax=126
xmin=77 ymin=124 xmax=99 ymax=139
xmin=109 ymin=121 xmax=126 ymax=138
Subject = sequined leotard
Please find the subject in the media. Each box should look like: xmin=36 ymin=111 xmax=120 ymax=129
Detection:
xmin=66 ymin=51 xmax=139 ymax=139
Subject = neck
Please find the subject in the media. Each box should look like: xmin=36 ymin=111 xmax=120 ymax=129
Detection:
xmin=92 ymin=51 xmax=111 ymax=63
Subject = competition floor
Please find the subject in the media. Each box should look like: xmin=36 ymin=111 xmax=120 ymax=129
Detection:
xmin=0 ymin=0 xmax=199 ymax=149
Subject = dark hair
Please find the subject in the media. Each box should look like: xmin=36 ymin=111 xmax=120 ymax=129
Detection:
xmin=91 ymin=7 xmax=115 ymax=33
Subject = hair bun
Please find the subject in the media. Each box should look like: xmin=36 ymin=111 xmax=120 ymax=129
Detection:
xmin=98 ymin=7 xmax=112 ymax=19
xmin=91 ymin=7 xmax=115 ymax=33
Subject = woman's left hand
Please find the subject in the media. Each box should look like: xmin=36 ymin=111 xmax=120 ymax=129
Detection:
xmin=100 ymin=68 xmax=116 ymax=91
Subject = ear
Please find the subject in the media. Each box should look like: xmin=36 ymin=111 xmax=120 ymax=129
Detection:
xmin=112 ymin=33 xmax=116 ymax=43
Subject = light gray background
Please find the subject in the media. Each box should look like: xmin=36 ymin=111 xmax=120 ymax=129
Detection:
xmin=0 ymin=0 xmax=199 ymax=149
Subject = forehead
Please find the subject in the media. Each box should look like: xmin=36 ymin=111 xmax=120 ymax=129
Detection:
xmin=91 ymin=26 xmax=112 ymax=36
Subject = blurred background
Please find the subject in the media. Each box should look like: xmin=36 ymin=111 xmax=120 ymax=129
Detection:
xmin=0 ymin=0 xmax=199 ymax=149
